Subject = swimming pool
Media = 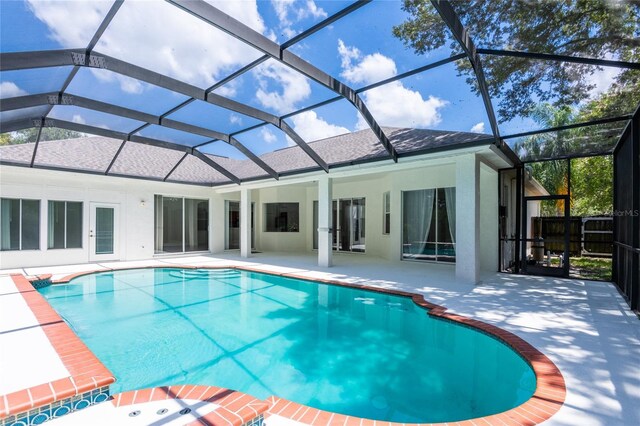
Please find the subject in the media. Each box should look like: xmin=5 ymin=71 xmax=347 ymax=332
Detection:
xmin=40 ymin=268 xmax=536 ymax=423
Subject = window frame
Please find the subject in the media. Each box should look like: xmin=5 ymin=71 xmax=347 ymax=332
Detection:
xmin=0 ymin=198 xmax=41 ymax=251
xmin=47 ymin=200 xmax=83 ymax=250
xmin=401 ymin=187 xmax=456 ymax=263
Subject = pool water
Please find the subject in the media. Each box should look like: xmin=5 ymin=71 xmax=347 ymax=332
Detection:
xmin=40 ymin=268 xmax=536 ymax=423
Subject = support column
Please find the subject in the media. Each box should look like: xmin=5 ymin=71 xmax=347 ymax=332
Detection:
xmin=318 ymin=176 xmax=333 ymax=267
xmin=240 ymin=188 xmax=252 ymax=258
xmin=456 ymin=154 xmax=480 ymax=283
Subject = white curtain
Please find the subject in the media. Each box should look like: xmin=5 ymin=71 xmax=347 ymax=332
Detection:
xmin=444 ymin=187 xmax=456 ymax=243
xmin=404 ymin=189 xmax=435 ymax=256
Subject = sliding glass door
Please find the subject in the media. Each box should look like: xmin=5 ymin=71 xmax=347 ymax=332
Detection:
xmin=313 ymin=198 xmax=365 ymax=252
xmin=154 ymin=195 xmax=209 ymax=253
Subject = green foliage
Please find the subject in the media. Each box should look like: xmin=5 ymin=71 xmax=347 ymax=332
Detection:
xmin=1 ymin=128 xmax=83 ymax=145
xmin=393 ymin=0 xmax=640 ymax=122
xmin=0 ymin=133 xmax=11 ymax=146
xmin=571 ymin=155 xmax=613 ymax=216
xmin=517 ymin=103 xmax=614 ymax=217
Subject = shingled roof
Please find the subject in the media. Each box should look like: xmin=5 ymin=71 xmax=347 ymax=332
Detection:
xmin=0 ymin=127 xmax=494 ymax=186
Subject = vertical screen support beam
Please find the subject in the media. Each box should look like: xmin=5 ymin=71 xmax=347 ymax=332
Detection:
xmin=514 ymin=166 xmax=522 ymax=274
xmin=632 ymin=109 xmax=640 ymax=310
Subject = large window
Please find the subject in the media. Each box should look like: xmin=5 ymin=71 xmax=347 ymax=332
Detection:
xmin=1 ymin=198 xmax=40 ymax=251
xmin=402 ymin=188 xmax=456 ymax=262
xmin=265 ymin=203 xmax=299 ymax=232
xmin=154 ymin=195 xmax=209 ymax=253
xmin=48 ymin=201 xmax=82 ymax=249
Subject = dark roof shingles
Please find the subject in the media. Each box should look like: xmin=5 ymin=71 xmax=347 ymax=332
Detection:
xmin=0 ymin=128 xmax=492 ymax=184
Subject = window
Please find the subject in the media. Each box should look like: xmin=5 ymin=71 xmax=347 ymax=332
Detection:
xmin=1 ymin=198 xmax=40 ymax=251
xmin=154 ymin=195 xmax=209 ymax=253
xmin=48 ymin=201 xmax=82 ymax=249
xmin=402 ymin=188 xmax=456 ymax=262
xmin=265 ymin=203 xmax=299 ymax=232
xmin=383 ymin=191 xmax=391 ymax=235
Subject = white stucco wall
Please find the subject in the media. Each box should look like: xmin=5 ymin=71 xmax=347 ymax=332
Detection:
xmin=1 ymin=145 xmax=507 ymax=279
xmin=480 ymin=162 xmax=499 ymax=272
xmin=0 ymin=167 xmax=219 ymax=269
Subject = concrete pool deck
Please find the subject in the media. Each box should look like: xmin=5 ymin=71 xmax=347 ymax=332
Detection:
xmin=1 ymin=252 xmax=638 ymax=425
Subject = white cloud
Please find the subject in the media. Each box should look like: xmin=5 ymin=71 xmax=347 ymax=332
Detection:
xmin=71 ymin=114 xmax=86 ymax=125
xmin=587 ymin=66 xmax=621 ymax=98
xmin=0 ymin=82 xmax=27 ymax=98
xmin=271 ymin=0 xmax=326 ymax=40
xmin=338 ymin=40 xmax=448 ymax=129
xmin=356 ymin=83 xmax=448 ymax=129
xmin=338 ymin=40 xmax=396 ymax=85
xmin=27 ymin=0 xmax=267 ymax=92
xmin=26 ymin=0 xmax=112 ymax=47
xmin=290 ymin=111 xmax=349 ymax=141
xmin=229 ymin=114 xmax=242 ymax=125
xmin=254 ymin=60 xmax=311 ymax=114
xmin=260 ymin=127 xmax=277 ymax=144
xmin=301 ymin=0 xmax=327 ymax=19
xmin=470 ymin=122 xmax=485 ymax=133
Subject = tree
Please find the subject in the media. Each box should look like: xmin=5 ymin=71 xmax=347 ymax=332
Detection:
xmin=0 ymin=128 xmax=84 ymax=145
xmin=515 ymin=103 xmax=615 ymax=216
xmin=393 ymin=0 xmax=640 ymax=122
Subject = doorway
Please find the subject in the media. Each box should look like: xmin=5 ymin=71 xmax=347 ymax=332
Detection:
xmin=333 ymin=198 xmax=366 ymax=253
xmin=225 ymin=201 xmax=255 ymax=250
xmin=521 ymin=195 xmax=571 ymax=277
xmin=89 ymin=202 xmax=119 ymax=262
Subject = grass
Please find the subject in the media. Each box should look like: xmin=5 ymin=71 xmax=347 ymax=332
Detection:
xmin=550 ymin=256 xmax=612 ymax=281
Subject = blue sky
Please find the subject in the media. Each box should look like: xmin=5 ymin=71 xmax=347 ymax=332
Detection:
xmin=0 ymin=0 xmax=618 ymax=158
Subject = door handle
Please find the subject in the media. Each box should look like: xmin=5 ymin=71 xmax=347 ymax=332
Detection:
xmin=89 ymin=231 xmax=94 ymax=238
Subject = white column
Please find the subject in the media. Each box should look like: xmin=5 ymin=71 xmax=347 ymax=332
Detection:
xmin=456 ymin=154 xmax=480 ymax=283
xmin=318 ymin=176 xmax=333 ymax=267
xmin=240 ymin=188 xmax=252 ymax=258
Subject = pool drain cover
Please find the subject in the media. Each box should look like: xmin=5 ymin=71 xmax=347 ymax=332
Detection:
xmin=129 ymin=410 xmax=141 ymax=417
xmin=157 ymin=408 xmax=168 ymax=415
xmin=180 ymin=408 xmax=191 ymax=415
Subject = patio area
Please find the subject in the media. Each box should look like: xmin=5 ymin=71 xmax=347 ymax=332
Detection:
xmin=1 ymin=252 xmax=638 ymax=425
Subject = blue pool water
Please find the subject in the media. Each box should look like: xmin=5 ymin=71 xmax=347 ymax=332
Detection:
xmin=40 ymin=268 xmax=535 ymax=423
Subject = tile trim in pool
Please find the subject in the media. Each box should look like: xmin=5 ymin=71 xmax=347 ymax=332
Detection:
xmin=39 ymin=265 xmax=566 ymax=425
xmin=0 ymin=274 xmax=116 ymax=420
xmin=111 ymin=385 xmax=269 ymax=426
xmin=0 ymin=387 xmax=110 ymax=426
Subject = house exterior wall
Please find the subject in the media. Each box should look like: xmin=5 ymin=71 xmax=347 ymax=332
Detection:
xmin=0 ymin=167 xmax=220 ymax=269
xmin=1 ymin=149 xmax=504 ymax=280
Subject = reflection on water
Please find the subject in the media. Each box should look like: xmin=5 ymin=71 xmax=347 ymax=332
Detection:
xmin=40 ymin=269 xmax=535 ymax=423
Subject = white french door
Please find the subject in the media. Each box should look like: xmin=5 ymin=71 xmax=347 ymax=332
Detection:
xmin=89 ymin=203 xmax=119 ymax=262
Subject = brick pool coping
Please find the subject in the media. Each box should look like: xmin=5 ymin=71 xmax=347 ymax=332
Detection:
xmin=0 ymin=274 xmax=116 ymax=419
xmin=17 ymin=265 xmax=566 ymax=425
xmin=112 ymin=385 xmax=269 ymax=426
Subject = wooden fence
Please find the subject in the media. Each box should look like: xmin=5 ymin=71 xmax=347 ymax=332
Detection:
xmin=531 ymin=216 xmax=613 ymax=256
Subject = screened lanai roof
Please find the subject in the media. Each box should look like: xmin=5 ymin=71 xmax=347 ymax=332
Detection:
xmin=1 ymin=0 xmax=638 ymax=186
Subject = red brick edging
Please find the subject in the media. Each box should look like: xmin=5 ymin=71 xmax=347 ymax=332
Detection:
xmin=41 ymin=265 xmax=566 ymax=425
xmin=0 ymin=274 xmax=116 ymax=418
